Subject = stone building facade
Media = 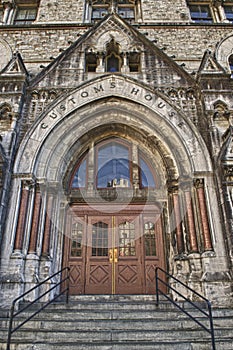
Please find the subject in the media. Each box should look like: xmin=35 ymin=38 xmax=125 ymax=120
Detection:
xmin=0 ymin=0 xmax=232 ymax=307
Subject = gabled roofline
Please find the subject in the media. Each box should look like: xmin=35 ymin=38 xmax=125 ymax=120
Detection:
xmin=30 ymin=13 xmax=197 ymax=88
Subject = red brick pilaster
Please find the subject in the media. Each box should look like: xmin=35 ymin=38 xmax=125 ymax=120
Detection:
xmin=194 ymin=179 xmax=213 ymax=251
xmin=28 ymin=188 xmax=42 ymax=254
xmin=184 ymin=190 xmax=198 ymax=252
xmin=42 ymin=193 xmax=54 ymax=256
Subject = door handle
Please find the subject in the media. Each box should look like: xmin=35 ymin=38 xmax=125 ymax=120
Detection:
xmin=109 ymin=249 xmax=113 ymax=263
xmin=113 ymin=248 xmax=118 ymax=263
xmin=109 ymin=248 xmax=118 ymax=263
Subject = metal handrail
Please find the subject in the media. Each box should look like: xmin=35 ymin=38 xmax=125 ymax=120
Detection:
xmin=6 ymin=266 xmax=70 ymax=350
xmin=155 ymin=267 xmax=215 ymax=350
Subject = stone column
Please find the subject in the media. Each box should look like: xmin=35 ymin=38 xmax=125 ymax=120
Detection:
xmin=96 ymin=52 xmax=105 ymax=73
xmin=2 ymin=1 xmax=14 ymax=24
xmin=194 ymin=179 xmax=213 ymax=251
xmin=121 ymin=53 xmax=129 ymax=73
xmin=84 ymin=0 xmax=91 ymax=23
xmin=169 ymin=181 xmax=185 ymax=255
xmin=132 ymin=143 xmax=139 ymax=191
xmin=87 ymin=141 xmax=95 ymax=194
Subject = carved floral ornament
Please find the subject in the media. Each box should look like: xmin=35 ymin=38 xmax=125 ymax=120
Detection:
xmin=223 ymin=166 xmax=233 ymax=180
xmin=0 ymin=103 xmax=13 ymax=120
xmin=213 ymin=100 xmax=230 ymax=121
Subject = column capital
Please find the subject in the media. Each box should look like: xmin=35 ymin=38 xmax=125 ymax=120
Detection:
xmin=1 ymin=0 xmax=15 ymax=7
xmin=193 ymin=178 xmax=204 ymax=189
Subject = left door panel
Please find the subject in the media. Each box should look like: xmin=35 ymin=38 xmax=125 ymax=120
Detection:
xmin=64 ymin=214 xmax=87 ymax=295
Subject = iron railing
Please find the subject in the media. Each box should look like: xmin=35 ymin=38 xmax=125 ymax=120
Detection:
xmin=155 ymin=267 xmax=215 ymax=350
xmin=7 ymin=266 xmax=70 ymax=350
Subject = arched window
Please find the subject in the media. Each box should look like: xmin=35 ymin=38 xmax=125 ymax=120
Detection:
xmin=106 ymin=39 xmax=122 ymax=73
xmin=229 ymin=54 xmax=233 ymax=75
xmin=70 ymin=139 xmax=157 ymax=190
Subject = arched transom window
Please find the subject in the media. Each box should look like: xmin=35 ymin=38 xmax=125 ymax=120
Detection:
xmin=70 ymin=139 xmax=156 ymax=190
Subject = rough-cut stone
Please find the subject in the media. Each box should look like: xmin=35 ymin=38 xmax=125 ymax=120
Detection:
xmin=0 ymin=0 xmax=232 ymax=312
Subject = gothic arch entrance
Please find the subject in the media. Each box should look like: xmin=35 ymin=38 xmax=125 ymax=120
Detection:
xmin=62 ymin=136 xmax=166 ymax=295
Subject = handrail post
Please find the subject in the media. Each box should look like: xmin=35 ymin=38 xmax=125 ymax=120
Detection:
xmin=155 ymin=267 xmax=159 ymax=306
xmin=6 ymin=302 xmax=15 ymax=350
xmin=6 ymin=266 xmax=70 ymax=350
xmin=66 ymin=267 xmax=70 ymax=304
xmin=208 ymin=301 xmax=216 ymax=350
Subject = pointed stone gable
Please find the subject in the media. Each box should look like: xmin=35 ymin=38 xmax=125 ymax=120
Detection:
xmin=1 ymin=52 xmax=28 ymax=77
xmin=30 ymin=14 xmax=195 ymax=90
xmin=198 ymin=49 xmax=226 ymax=75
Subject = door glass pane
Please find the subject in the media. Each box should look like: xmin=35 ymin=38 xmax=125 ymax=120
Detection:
xmin=71 ymin=222 xmax=83 ymax=257
xmin=119 ymin=221 xmax=136 ymax=256
xmin=92 ymin=222 xmax=109 ymax=256
xmin=144 ymin=221 xmax=156 ymax=256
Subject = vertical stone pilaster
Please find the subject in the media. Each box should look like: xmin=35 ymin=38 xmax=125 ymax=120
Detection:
xmin=42 ymin=192 xmax=54 ymax=257
xmin=194 ymin=179 xmax=213 ymax=251
xmin=28 ymin=187 xmax=42 ymax=254
xmin=13 ymin=180 xmax=31 ymax=252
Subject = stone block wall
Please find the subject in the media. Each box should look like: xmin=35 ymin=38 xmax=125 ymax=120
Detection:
xmin=36 ymin=0 xmax=85 ymax=23
xmin=0 ymin=24 xmax=232 ymax=76
xmin=141 ymin=0 xmax=190 ymax=23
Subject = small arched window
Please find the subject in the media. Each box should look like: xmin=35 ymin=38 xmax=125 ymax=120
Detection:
xmin=106 ymin=39 xmax=122 ymax=73
xmin=229 ymin=54 xmax=233 ymax=75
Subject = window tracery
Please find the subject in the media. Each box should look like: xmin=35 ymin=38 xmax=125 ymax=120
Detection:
xmin=85 ymin=40 xmax=140 ymax=74
xmin=70 ymin=139 xmax=156 ymax=191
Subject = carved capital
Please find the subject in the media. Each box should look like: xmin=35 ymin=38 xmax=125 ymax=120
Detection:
xmin=1 ymin=0 xmax=15 ymax=8
xmin=167 ymin=179 xmax=179 ymax=194
xmin=193 ymin=178 xmax=204 ymax=189
xmin=223 ymin=166 xmax=233 ymax=182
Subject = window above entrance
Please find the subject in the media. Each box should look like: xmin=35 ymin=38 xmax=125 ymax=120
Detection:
xmin=86 ymin=0 xmax=141 ymax=23
xmin=85 ymin=39 xmax=141 ymax=74
xmin=187 ymin=0 xmax=233 ymax=23
xmin=70 ymin=138 xmax=156 ymax=190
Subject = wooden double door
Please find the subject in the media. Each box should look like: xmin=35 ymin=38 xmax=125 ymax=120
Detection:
xmin=64 ymin=206 xmax=165 ymax=295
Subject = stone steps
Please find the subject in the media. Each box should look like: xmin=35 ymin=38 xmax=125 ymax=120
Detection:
xmin=0 ymin=295 xmax=232 ymax=350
